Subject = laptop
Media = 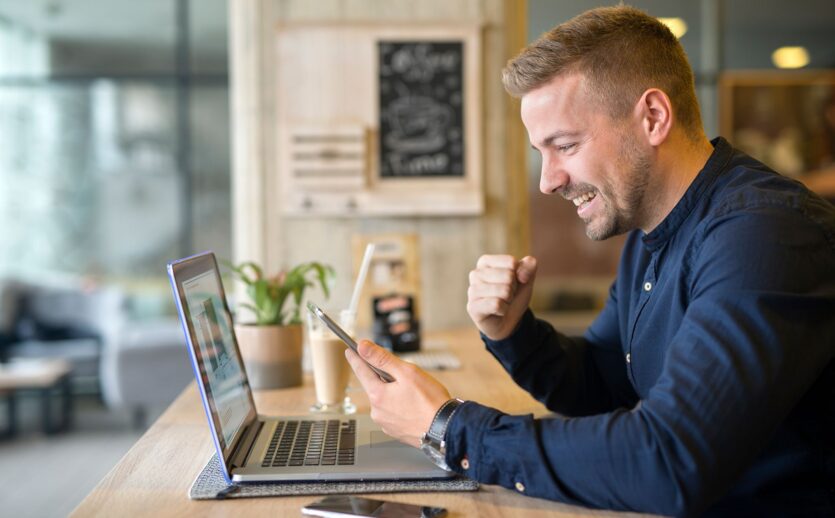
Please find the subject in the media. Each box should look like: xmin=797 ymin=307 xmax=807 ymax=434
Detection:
xmin=167 ymin=251 xmax=454 ymax=483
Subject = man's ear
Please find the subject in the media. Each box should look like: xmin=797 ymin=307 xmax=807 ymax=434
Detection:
xmin=635 ymin=88 xmax=673 ymax=146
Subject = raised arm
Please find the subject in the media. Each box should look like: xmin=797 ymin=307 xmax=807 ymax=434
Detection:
xmin=469 ymin=254 xmax=635 ymax=416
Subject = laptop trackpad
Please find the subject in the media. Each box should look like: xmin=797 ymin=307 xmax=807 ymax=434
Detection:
xmin=369 ymin=431 xmax=406 ymax=448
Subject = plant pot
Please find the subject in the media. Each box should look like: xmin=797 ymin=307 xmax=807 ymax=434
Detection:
xmin=234 ymin=323 xmax=303 ymax=390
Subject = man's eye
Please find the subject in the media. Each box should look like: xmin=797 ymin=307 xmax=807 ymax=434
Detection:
xmin=557 ymin=143 xmax=577 ymax=153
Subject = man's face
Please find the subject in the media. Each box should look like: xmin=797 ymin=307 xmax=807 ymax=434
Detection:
xmin=521 ymin=74 xmax=653 ymax=240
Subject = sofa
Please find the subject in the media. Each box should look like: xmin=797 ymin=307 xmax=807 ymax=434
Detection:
xmin=0 ymin=277 xmax=193 ymax=428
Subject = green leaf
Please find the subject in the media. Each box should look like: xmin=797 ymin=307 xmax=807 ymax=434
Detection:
xmin=223 ymin=258 xmax=335 ymax=328
xmin=311 ymin=263 xmax=335 ymax=298
xmin=239 ymin=302 xmax=258 ymax=312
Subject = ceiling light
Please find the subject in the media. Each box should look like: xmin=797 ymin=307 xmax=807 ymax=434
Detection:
xmin=658 ymin=17 xmax=687 ymax=39
xmin=772 ymin=46 xmax=810 ymax=69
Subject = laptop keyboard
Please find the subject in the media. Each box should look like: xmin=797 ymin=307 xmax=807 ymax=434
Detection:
xmin=262 ymin=419 xmax=356 ymax=468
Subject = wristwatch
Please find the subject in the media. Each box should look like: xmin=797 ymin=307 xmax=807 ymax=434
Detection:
xmin=419 ymin=398 xmax=464 ymax=471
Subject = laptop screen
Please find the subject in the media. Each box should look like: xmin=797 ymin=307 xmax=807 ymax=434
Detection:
xmin=173 ymin=255 xmax=254 ymax=453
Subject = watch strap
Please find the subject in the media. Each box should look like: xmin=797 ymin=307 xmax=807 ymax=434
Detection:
xmin=426 ymin=398 xmax=464 ymax=446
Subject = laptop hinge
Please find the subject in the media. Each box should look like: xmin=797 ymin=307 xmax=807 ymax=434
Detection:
xmin=230 ymin=419 xmax=263 ymax=469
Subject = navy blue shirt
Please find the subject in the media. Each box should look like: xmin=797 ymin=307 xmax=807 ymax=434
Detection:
xmin=444 ymin=138 xmax=835 ymax=516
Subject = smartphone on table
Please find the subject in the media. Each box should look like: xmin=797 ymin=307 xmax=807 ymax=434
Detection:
xmin=302 ymin=495 xmax=447 ymax=518
xmin=307 ymin=302 xmax=396 ymax=383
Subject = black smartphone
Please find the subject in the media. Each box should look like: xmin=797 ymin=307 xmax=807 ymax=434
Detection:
xmin=302 ymin=495 xmax=447 ymax=518
xmin=307 ymin=302 xmax=396 ymax=383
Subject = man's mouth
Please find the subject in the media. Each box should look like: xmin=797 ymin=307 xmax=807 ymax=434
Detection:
xmin=571 ymin=191 xmax=597 ymax=210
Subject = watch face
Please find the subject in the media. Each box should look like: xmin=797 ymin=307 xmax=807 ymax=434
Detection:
xmin=420 ymin=444 xmax=451 ymax=471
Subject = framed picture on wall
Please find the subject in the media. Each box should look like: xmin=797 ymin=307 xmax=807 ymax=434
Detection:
xmin=719 ymin=71 xmax=835 ymax=198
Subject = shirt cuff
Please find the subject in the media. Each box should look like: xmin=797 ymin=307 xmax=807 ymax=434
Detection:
xmin=442 ymin=400 xmax=504 ymax=479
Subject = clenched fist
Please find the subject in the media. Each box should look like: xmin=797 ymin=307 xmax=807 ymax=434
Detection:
xmin=466 ymin=255 xmax=537 ymax=340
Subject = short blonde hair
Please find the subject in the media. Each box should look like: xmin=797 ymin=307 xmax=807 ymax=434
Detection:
xmin=503 ymin=5 xmax=702 ymax=139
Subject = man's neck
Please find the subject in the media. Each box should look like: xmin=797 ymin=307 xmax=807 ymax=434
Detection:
xmin=641 ymin=133 xmax=715 ymax=234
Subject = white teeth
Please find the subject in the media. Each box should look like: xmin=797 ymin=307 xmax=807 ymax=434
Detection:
xmin=571 ymin=192 xmax=596 ymax=206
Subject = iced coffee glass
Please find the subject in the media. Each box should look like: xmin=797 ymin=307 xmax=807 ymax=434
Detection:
xmin=305 ymin=308 xmax=357 ymax=414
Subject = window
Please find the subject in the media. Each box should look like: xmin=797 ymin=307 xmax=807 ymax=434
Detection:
xmin=0 ymin=0 xmax=229 ymax=290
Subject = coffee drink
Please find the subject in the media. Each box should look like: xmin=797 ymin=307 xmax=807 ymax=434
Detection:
xmin=305 ymin=308 xmax=357 ymax=414
xmin=309 ymin=336 xmax=351 ymax=405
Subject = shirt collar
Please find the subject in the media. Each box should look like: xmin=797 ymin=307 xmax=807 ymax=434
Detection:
xmin=641 ymin=136 xmax=733 ymax=251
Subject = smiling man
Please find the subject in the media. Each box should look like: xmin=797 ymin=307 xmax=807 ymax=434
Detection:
xmin=345 ymin=6 xmax=835 ymax=516
xmin=522 ymin=71 xmax=712 ymax=242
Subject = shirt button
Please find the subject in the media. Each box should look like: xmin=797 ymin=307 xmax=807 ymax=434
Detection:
xmin=643 ymin=282 xmax=652 ymax=291
xmin=515 ymin=481 xmax=526 ymax=492
xmin=461 ymin=458 xmax=470 ymax=470
xmin=626 ymin=353 xmax=631 ymax=363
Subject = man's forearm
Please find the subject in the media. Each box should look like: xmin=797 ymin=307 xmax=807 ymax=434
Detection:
xmin=482 ymin=309 xmax=622 ymax=416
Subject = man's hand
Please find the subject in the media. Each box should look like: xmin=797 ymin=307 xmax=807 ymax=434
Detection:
xmin=467 ymin=254 xmax=537 ymax=340
xmin=345 ymin=340 xmax=451 ymax=447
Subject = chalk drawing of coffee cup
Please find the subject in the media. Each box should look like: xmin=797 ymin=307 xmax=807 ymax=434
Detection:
xmin=385 ymin=96 xmax=451 ymax=153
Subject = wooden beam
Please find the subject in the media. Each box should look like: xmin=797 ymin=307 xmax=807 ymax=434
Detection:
xmin=502 ymin=0 xmax=530 ymax=258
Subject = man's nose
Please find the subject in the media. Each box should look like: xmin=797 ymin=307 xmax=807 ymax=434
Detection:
xmin=540 ymin=166 xmax=569 ymax=195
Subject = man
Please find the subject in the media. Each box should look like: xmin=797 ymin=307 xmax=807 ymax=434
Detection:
xmin=345 ymin=6 xmax=835 ymax=516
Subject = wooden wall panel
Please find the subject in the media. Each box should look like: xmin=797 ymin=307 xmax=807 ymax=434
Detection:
xmin=231 ymin=0 xmax=527 ymax=331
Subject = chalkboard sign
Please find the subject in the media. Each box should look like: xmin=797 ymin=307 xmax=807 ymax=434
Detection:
xmin=378 ymin=41 xmax=465 ymax=178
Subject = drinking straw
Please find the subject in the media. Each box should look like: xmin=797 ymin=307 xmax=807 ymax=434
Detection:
xmin=348 ymin=243 xmax=375 ymax=315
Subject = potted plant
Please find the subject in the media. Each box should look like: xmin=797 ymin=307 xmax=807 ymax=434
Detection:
xmin=226 ymin=260 xmax=334 ymax=390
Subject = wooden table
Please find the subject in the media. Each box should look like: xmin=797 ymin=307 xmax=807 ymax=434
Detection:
xmin=71 ymin=328 xmax=645 ymax=517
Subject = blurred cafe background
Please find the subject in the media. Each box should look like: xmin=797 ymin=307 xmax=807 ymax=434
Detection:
xmin=0 ymin=1 xmax=833 ymax=516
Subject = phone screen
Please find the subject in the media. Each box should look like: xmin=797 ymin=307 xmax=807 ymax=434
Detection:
xmin=307 ymin=302 xmax=395 ymax=383
xmin=302 ymin=495 xmax=447 ymax=518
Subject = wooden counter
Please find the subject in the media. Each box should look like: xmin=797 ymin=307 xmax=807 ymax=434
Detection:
xmin=72 ymin=328 xmax=646 ymax=517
